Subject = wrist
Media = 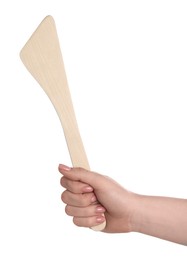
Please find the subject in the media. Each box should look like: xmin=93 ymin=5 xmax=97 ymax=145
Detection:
xmin=117 ymin=192 xmax=143 ymax=233
xmin=129 ymin=193 xmax=145 ymax=233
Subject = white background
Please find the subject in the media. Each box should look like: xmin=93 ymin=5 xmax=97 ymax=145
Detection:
xmin=0 ymin=0 xmax=187 ymax=259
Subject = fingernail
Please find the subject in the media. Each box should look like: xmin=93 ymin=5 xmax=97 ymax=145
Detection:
xmin=59 ymin=164 xmax=71 ymax=171
xmin=96 ymin=216 xmax=105 ymax=223
xmin=83 ymin=186 xmax=93 ymax=192
xmin=91 ymin=195 xmax=97 ymax=203
xmin=96 ymin=206 xmax=106 ymax=213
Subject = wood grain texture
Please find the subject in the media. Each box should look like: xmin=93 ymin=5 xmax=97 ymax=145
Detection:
xmin=20 ymin=15 xmax=106 ymax=231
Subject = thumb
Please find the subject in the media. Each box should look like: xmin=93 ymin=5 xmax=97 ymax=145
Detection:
xmin=58 ymin=164 xmax=103 ymax=189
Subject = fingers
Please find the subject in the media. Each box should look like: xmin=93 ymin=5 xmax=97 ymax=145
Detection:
xmin=61 ymin=187 xmax=106 ymax=228
xmin=73 ymin=215 xmax=106 ymax=228
xmin=58 ymin=164 xmax=103 ymax=189
xmin=59 ymin=164 xmax=107 ymax=229
xmin=61 ymin=190 xmax=97 ymax=207
xmin=65 ymin=204 xmax=106 ymax=217
xmin=66 ymin=204 xmax=106 ymax=228
xmin=60 ymin=176 xmax=93 ymax=194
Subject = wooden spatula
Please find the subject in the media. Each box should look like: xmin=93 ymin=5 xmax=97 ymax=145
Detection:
xmin=19 ymin=15 xmax=106 ymax=231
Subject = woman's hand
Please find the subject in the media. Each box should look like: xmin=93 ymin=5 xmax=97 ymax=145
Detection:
xmin=59 ymin=164 xmax=137 ymax=233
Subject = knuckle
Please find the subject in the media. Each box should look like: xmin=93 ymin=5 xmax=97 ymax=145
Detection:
xmin=87 ymin=218 xmax=94 ymax=227
xmin=60 ymin=177 xmax=65 ymax=187
xmin=73 ymin=216 xmax=94 ymax=228
xmin=73 ymin=217 xmax=81 ymax=227
xmin=71 ymin=181 xmax=78 ymax=191
xmin=61 ymin=191 xmax=67 ymax=203
xmin=74 ymin=167 xmax=88 ymax=176
xmin=65 ymin=205 xmax=71 ymax=216
xmin=75 ymin=167 xmax=84 ymax=171
xmin=60 ymin=177 xmax=71 ymax=189
xmin=61 ymin=178 xmax=79 ymax=193
xmin=80 ymin=193 xmax=92 ymax=206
